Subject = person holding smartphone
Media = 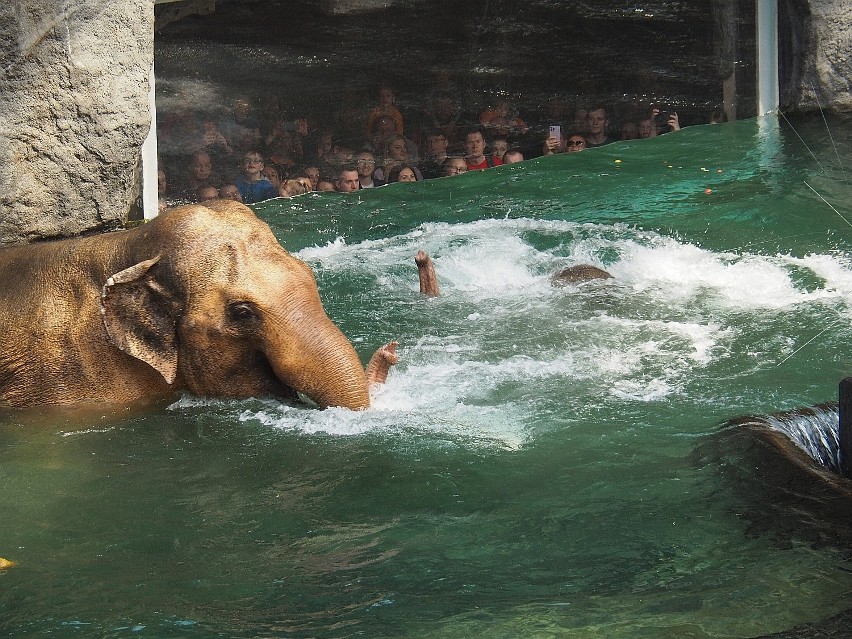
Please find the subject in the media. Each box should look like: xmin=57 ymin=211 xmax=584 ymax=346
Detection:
xmin=542 ymin=124 xmax=563 ymax=155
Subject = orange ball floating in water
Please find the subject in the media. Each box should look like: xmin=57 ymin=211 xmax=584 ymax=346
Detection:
xmin=705 ymin=188 xmax=712 ymax=194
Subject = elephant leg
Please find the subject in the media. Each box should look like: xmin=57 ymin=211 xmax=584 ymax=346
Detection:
xmin=366 ymin=341 xmax=399 ymax=386
xmin=415 ymin=250 xmax=440 ymax=296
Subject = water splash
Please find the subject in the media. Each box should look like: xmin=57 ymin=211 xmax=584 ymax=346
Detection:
xmin=763 ymin=404 xmax=841 ymax=474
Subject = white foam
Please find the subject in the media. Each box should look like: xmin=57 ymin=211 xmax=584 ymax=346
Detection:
xmin=609 ymin=237 xmax=852 ymax=310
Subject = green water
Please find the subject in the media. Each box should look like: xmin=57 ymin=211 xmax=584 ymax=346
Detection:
xmin=2 ymin=116 xmax=851 ymax=638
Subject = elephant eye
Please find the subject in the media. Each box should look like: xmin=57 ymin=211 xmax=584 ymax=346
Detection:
xmin=227 ymin=302 xmax=260 ymax=324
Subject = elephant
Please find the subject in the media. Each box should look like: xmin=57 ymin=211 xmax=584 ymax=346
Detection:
xmin=0 ymin=200 xmax=390 ymax=411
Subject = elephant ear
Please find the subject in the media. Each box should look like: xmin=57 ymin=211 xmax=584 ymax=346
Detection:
xmin=99 ymin=255 xmax=179 ymax=385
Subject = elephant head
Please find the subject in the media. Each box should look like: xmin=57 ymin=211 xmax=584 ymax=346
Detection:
xmin=99 ymin=200 xmax=370 ymax=410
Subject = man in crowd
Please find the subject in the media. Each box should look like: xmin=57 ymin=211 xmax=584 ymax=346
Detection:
xmin=585 ymin=105 xmax=614 ymax=147
xmin=464 ymin=128 xmax=502 ymax=171
xmin=334 ymin=165 xmax=361 ymax=192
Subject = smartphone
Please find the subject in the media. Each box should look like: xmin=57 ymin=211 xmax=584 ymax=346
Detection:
xmin=549 ymin=125 xmax=561 ymax=141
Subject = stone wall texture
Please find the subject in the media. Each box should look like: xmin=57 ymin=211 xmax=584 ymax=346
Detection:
xmin=0 ymin=1 xmax=153 ymax=245
xmin=805 ymin=0 xmax=852 ymax=112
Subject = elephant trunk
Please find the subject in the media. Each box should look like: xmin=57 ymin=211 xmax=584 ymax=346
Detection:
xmin=264 ymin=303 xmax=370 ymax=411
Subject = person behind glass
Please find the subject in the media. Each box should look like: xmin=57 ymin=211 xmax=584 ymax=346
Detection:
xmin=288 ymin=172 xmax=314 ymax=196
xmin=334 ymin=88 xmax=367 ymax=141
xmin=262 ymin=164 xmax=283 ymax=192
xmin=585 ymin=105 xmax=615 ymax=147
xmin=177 ymin=151 xmax=218 ymax=199
xmin=220 ymin=97 xmax=262 ymax=155
xmin=334 ymin=165 xmax=361 ymax=193
xmin=543 ymin=96 xmax=569 ymax=129
xmin=365 ymin=85 xmax=404 ymax=139
xmin=196 ymin=185 xmax=219 ymax=203
xmin=234 ymin=150 xmax=279 ymax=203
xmin=708 ymin=108 xmax=728 ymax=124
xmin=464 ymin=127 xmax=502 ymax=170
xmin=219 ymin=184 xmax=243 ymax=202
xmin=489 ymin=134 xmax=509 ymax=163
xmin=503 ymin=149 xmax=524 ymax=164
xmin=263 ymin=119 xmax=303 ymax=171
xmin=374 ymin=135 xmax=423 ymax=183
xmin=652 ymin=109 xmax=680 ymax=134
xmin=637 ymin=116 xmax=657 ymax=139
xmin=619 ymin=121 xmax=639 ymax=140
xmin=367 ymin=114 xmax=399 ymax=155
xmin=419 ymin=129 xmax=450 ymax=179
xmin=541 ymin=128 xmax=563 ymax=156
xmin=479 ymin=95 xmax=529 ymax=138
xmin=565 ymin=133 xmax=587 ymax=152
xmin=355 ymin=150 xmax=383 ymax=188
xmin=421 ymin=92 xmax=461 ymax=147
xmin=328 ymin=138 xmax=356 ymax=172
xmin=388 ymin=164 xmax=421 ymax=183
xmin=571 ymin=106 xmax=589 ymax=136
xmin=197 ymin=117 xmax=234 ymax=166
xmin=301 ymin=164 xmax=322 ymax=191
xmin=442 ymin=156 xmax=468 ymax=177
xmin=279 ymin=178 xmax=311 ymax=198
xmin=157 ymin=103 xmax=199 ymax=157
xmin=307 ymin=129 xmax=335 ymax=167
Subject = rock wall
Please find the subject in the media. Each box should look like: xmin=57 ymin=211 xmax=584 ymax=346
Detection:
xmin=805 ymin=0 xmax=852 ymax=112
xmin=781 ymin=0 xmax=852 ymax=113
xmin=0 ymin=1 xmax=153 ymax=245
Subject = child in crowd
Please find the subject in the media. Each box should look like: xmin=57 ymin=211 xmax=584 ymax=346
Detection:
xmin=219 ymin=184 xmax=243 ymax=202
xmin=489 ymin=135 xmax=508 ymax=163
xmin=442 ymin=156 xmax=468 ymax=176
xmin=365 ymin=85 xmax=404 ymax=139
xmin=234 ymin=151 xmax=279 ymax=203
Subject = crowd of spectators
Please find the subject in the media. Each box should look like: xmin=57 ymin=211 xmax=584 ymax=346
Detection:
xmin=157 ymin=74 xmax=723 ymax=208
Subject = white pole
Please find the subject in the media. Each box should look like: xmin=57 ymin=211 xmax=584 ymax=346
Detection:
xmin=142 ymin=61 xmax=159 ymax=220
xmin=756 ymin=0 xmax=779 ymax=115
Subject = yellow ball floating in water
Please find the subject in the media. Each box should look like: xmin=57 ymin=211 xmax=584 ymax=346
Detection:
xmin=0 ymin=557 xmax=16 ymax=570
xmin=614 ymin=159 xmax=622 ymax=164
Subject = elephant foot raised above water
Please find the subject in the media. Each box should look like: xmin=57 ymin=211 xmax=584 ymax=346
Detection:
xmin=415 ymin=250 xmax=440 ymax=296
xmin=366 ymin=341 xmax=400 ymax=386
